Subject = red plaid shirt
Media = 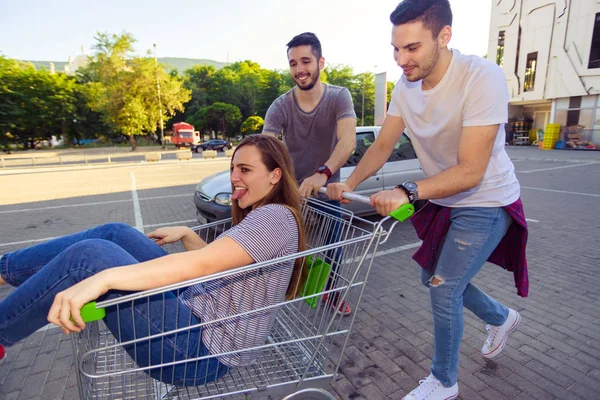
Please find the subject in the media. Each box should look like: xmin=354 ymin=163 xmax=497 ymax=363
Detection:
xmin=410 ymin=199 xmax=529 ymax=297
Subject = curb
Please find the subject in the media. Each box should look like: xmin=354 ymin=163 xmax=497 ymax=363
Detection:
xmin=0 ymin=157 xmax=230 ymax=176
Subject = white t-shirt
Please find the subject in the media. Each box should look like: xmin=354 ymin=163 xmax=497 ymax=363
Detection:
xmin=387 ymin=49 xmax=520 ymax=207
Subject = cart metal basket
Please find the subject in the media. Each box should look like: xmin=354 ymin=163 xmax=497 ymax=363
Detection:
xmin=71 ymin=198 xmax=400 ymax=399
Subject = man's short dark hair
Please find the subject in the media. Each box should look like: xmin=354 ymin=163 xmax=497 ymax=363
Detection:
xmin=390 ymin=0 xmax=452 ymax=38
xmin=286 ymin=32 xmax=322 ymax=60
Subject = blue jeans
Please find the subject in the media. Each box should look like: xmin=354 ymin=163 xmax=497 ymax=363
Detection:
xmin=420 ymin=207 xmax=513 ymax=387
xmin=0 ymin=223 xmax=228 ymax=386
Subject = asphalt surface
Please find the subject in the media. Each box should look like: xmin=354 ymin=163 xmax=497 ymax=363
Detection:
xmin=0 ymin=147 xmax=599 ymax=399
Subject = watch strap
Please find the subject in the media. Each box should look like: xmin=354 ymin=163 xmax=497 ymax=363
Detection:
xmin=316 ymin=165 xmax=332 ymax=180
xmin=395 ymin=184 xmax=415 ymax=203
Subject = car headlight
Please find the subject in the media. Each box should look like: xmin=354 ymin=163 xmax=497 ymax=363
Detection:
xmin=214 ymin=192 xmax=232 ymax=206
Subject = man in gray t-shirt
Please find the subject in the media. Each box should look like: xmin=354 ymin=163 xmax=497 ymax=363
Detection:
xmin=263 ymin=32 xmax=357 ymax=316
xmin=263 ymin=32 xmax=356 ymax=198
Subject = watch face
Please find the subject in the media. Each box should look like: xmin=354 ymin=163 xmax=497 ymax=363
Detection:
xmin=317 ymin=166 xmax=327 ymax=172
xmin=403 ymin=181 xmax=418 ymax=192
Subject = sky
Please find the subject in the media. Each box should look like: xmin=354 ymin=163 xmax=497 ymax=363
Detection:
xmin=0 ymin=0 xmax=492 ymax=83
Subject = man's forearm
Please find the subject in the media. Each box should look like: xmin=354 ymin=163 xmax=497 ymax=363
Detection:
xmin=345 ymin=141 xmax=393 ymax=190
xmin=416 ymin=164 xmax=483 ymax=200
xmin=324 ymin=133 xmax=355 ymax=173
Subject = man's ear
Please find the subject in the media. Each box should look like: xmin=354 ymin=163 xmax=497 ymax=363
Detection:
xmin=270 ymin=168 xmax=282 ymax=185
xmin=438 ymin=25 xmax=452 ymax=48
xmin=319 ymin=56 xmax=325 ymax=70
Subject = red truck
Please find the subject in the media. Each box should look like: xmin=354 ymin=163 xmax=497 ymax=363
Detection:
xmin=171 ymin=122 xmax=200 ymax=149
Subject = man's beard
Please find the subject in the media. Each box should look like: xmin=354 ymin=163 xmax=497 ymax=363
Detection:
xmin=296 ymin=69 xmax=320 ymax=91
xmin=405 ymin=46 xmax=440 ymax=82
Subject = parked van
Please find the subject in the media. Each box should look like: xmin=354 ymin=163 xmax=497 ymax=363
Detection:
xmin=171 ymin=122 xmax=200 ymax=149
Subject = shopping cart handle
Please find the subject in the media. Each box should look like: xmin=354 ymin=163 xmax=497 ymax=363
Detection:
xmin=78 ymin=301 xmax=106 ymax=323
xmin=317 ymin=187 xmax=414 ymax=222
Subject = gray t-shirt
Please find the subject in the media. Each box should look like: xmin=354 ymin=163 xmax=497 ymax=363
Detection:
xmin=262 ymin=83 xmax=356 ymax=184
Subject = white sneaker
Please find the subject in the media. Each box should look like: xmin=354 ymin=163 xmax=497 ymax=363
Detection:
xmin=481 ymin=308 xmax=521 ymax=359
xmin=403 ymin=374 xmax=458 ymax=400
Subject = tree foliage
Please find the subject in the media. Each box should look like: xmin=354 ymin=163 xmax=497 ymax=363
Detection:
xmin=202 ymin=102 xmax=242 ymax=137
xmin=1 ymin=32 xmax=394 ymax=151
xmin=0 ymin=56 xmax=78 ymax=149
xmin=240 ymin=116 xmax=264 ymax=135
xmin=83 ymin=32 xmax=191 ymax=149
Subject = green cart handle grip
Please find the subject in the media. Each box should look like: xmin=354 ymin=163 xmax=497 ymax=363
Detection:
xmin=78 ymin=301 xmax=106 ymax=323
xmin=388 ymin=203 xmax=414 ymax=222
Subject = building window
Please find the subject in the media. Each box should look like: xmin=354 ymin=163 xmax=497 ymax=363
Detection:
xmin=496 ymin=31 xmax=505 ymax=66
xmin=524 ymin=52 xmax=538 ymax=92
xmin=567 ymin=96 xmax=582 ymax=126
xmin=589 ymin=13 xmax=600 ymax=68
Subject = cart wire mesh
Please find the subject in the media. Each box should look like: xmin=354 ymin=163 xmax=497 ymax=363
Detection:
xmin=70 ymin=198 xmax=394 ymax=399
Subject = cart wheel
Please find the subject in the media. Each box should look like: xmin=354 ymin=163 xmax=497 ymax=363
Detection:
xmin=280 ymin=388 xmax=336 ymax=400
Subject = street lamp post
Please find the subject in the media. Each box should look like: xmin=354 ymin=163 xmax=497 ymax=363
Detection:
xmin=153 ymin=44 xmax=165 ymax=149
xmin=361 ymin=73 xmax=365 ymax=126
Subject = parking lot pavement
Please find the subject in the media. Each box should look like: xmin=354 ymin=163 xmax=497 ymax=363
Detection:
xmin=0 ymin=155 xmax=599 ymax=399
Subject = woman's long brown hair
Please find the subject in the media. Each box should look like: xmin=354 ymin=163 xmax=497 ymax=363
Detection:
xmin=231 ymin=134 xmax=307 ymax=300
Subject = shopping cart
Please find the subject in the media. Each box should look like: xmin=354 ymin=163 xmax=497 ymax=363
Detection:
xmin=70 ymin=194 xmax=413 ymax=400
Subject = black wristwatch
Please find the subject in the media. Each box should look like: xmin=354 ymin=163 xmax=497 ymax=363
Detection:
xmin=395 ymin=181 xmax=419 ymax=204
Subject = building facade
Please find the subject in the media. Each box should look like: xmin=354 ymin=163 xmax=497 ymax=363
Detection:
xmin=488 ymin=0 xmax=600 ymax=145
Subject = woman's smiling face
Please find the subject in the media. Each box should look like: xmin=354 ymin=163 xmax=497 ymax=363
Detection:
xmin=230 ymin=144 xmax=282 ymax=210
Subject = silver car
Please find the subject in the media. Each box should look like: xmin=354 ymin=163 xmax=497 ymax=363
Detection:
xmin=193 ymin=126 xmax=425 ymax=223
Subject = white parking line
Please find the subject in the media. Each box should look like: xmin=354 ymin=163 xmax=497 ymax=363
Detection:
xmin=130 ymin=172 xmax=144 ymax=232
xmin=0 ymin=194 xmax=190 ymax=214
xmin=521 ymin=186 xmax=600 ymax=198
xmin=347 ymin=241 xmax=422 ymax=263
xmin=526 ymin=218 xmax=540 ymax=223
xmin=144 ymin=219 xmax=198 ymax=228
xmin=518 ymin=162 xmax=597 ymax=173
xmin=37 ymin=324 xmax=59 ymax=332
xmin=0 ymin=199 xmax=131 ymax=214
xmin=141 ymin=194 xmax=192 ymax=201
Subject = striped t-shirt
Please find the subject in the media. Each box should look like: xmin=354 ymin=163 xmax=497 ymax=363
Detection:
xmin=179 ymin=204 xmax=299 ymax=367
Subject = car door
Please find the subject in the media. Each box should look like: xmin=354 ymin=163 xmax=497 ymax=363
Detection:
xmin=381 ymin=133 xmax=423 ymax=190
xmin=341 ymin=128 xmax=384 ymax=215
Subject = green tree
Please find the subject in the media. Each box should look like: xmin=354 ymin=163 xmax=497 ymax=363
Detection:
xmin=257 ymin=70 xmax=282 ymax=117
xmin=240 ymin=116 xmax=264 ymax=137
xmin=0 ymin=56 xmax=78 ymax=149
xmin=323 ymin=64 xmax=355 ymax=89
xmin=227 ymin=61 xmax=262 ymax=118
xmin=387 ymin=81 xmax=395 ymax=110
xmin=183 ymin=61 xmax=289 ymax=123
xmin=182 ymin=65 xmax=218 ymax=120
xmin=277 ymin=70 xmax=295 ymax=95
xmin=324 ymin=64 xmax=376 ymax=126
xmin=354 ymin=72 xmax=375 ymax=127
xmin=202 ymin=102 xmax=242 ymax=137
xmin=212 ymin=68 xmax=240 ymax=112
xmin=84 ymin=32 xmax=191 ymax=150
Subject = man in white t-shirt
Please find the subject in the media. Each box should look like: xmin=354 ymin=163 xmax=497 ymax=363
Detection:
xmin=327 ymin=1 xmax=529 ymax=399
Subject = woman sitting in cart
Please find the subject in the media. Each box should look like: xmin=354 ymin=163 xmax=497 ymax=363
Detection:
xmin=0 ymin=134 xmax=306 ymax=386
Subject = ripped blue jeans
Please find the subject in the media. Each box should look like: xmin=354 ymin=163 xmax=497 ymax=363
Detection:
xmin=420 ymin=207 xmax=513 ymax=387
